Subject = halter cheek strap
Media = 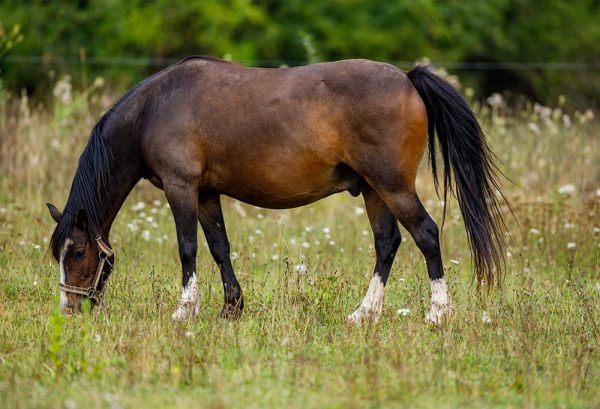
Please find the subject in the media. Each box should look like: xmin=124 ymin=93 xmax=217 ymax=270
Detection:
xmin=59 ymin=237 xmax=114 ymax=303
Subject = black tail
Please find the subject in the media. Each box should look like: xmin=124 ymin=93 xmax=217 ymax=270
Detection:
xmin=407 ymin=65 xmax=508 ymax=288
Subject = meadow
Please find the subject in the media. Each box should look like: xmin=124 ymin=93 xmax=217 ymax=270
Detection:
xmin=0 ymin=72 xmax=598 ymax=408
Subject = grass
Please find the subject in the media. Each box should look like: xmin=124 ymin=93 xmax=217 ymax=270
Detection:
xmin=0 ymin=75 xmax=599 ymax=408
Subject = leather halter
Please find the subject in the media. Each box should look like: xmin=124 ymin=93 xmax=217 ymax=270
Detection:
xmin=59 ymin=237 xmax=114 ymax=303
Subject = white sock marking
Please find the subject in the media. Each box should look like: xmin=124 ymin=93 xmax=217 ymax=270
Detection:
xmin=426 ymin=277 xmax=453 ymax=324
xmin=347 ymin=275 xmax=385 ymax=324
xmin=58 ymin=239 xmax=73 ymax=311
xmin=172 ymin=273 xmax=200 ymax=320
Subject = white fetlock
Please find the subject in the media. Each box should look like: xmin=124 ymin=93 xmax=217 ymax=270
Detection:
xmin=347 ymin=275 xmax=385 ymax=325
xmin=171 ymin=272 xmax=200 ymax=321
xmin=426 ymin=278 xmax=453 ymax=324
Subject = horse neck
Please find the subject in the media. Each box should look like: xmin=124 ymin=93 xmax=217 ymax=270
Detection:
xmin=64 ymin=130 xmax=141 ymax=243
xmin=97 ymin=159 xmax=140 ymax=240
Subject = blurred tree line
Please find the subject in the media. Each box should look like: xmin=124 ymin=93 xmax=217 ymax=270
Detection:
xmin=0 ymin=0 xmax=599 ymax=107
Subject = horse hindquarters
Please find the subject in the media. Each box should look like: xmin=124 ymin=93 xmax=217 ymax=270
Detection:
xmin=346 ymin=79 xmax=452 ymax=324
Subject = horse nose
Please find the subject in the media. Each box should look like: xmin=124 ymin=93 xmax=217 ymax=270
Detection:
xmin=60 ymin=299 xmax=83 ymax=315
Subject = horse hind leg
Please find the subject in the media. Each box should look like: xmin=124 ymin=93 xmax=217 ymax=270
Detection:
xmin=379 ymin=189 xmax=452 ymax=323
xmin=347 ymin=186 xmax=401 ymax=324
xmin=197 ymin=194 xmax=244 ymax=319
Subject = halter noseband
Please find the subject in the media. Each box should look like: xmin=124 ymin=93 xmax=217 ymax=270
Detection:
xmin=59 ymin=236 xmax=114 ymax=303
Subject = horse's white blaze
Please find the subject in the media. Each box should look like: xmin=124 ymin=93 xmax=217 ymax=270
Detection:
xmin=426 ymin=277 xmax=453 ymax=324
xmin=347 ymin=274 xmax=385 ymax=324
xmin=58 ymin=239 xmax=73 ymax=310
xmin=171 ymin=272 xmax=200 ymax=320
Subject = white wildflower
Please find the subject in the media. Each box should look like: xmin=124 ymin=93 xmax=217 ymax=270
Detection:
xmin=304 ymin=226 xmax=314 ymax=233
xmin=271 ymin=254 xmax=279 ymax=261
xmin=141 ymin=230 xmax=150 ymax=241
xmin=529 ymin=228 xmax=541 ymax=235
xmin=558 ymin=184 xmax=576 ymax=195
xmin=294 ymin=263 xmax=307 ymax=274
xmin=152 ymin=200 xmax=161 ymax=206
xmin=397 ymin=308 xmax=411 ymax=316
xmin=150 ymin=208 xmax=158 ymax=214
xmin=567 ymin=242 xmax=576 ymax=250
xmin=354 ymin=206 xmax=365 ymax=216
xmin=94 ymin=334 xmax=102 ymax=342
xmin=362 ymin=229 xmax=369 ymax=236
xmin=31 ymin=243 xmax=41 ymax=250
xmin=131 ymin=201 xmax=145 ymax=211
xmin=563 ymin=223 xmax=575 ymax=229
xmin=449 ymin=259 xmax=460 ymax=265
xmin=486 ymin=93 xmax=504 ymax=109
xmin=527 ymin=122 xmax=541 ymax=135
xmin=257 ymin=213 xmax=264 ymax=219
xmin=233 ymin=201 xmax=247 ymax=217
xmin=184 ymin=331 xmax=193 ymax=338
xmin=482 ymin=311 xmax=492 ymax=324
xmin=322 ymin=227 xmax=330 ymax=234
xmin=231 ymin=252 xmax=239 ymax=260
xmin=301 ymin=241 xmax=310 ymax=249
xmin=328 ymin=240 xmax=336 ymax=246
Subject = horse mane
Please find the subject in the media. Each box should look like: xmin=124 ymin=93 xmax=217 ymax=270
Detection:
xmin=49 ymin=115 xmax=114 ymax=260
xmin=49 ymin=78 xmax=146 ymax=260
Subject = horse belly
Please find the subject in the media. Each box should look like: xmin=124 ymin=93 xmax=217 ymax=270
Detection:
xmin=217 ymin=160 xmax=361 ymax=209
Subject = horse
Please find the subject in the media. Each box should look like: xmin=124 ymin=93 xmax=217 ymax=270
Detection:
xmin=47 ymin=56 xmax=507 ymax=324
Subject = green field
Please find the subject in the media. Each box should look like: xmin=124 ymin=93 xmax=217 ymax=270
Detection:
xmin=0 ymin=77 xmax=598 ymax=408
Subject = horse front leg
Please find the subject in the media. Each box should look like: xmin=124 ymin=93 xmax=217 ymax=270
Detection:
xmin=347 ymin=186 xmax=401 ymax=324
xmin=198 ymin=194 xmax=243 ymax=319
xmin=164 ymin=182 xmax=200 ymax=320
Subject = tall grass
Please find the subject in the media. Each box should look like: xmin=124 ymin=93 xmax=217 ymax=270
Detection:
xmin=0 ymin=73 xmax=598 ymax=408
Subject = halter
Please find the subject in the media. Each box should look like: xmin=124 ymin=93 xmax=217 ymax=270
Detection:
xmin=59 ymin=237 xmax=114 ymax=303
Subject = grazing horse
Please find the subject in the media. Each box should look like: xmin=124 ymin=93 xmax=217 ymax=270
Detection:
xmin=47 ymin=56 xmax=506 ymax=323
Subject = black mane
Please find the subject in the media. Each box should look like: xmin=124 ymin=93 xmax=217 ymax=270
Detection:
xmin=49 ymin=115 xmax=114 ymax=260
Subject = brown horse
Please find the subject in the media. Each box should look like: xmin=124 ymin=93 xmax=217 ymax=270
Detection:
xmin=47 ymin=56 xmax=506 ymax=323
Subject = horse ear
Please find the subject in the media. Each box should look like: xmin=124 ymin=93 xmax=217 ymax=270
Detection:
xmin=74 ymin=209 xmax=88 ymax=230
xmin=46 ymin=203 xmax=62 ymax=223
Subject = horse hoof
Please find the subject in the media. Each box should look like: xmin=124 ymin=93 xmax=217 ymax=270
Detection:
xmin=218 ymin=304 xmax=243 ymax=320
xmin=171 ymin=303 xmax=199 ymax=321
xmin=425 ymin=305 xmax=453 ymax=325
xmin=346 ymin=308 xmax=381 ymax=325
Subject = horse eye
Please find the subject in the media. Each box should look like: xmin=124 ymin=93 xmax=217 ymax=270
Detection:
xmin=74 ymin=250 xmax=85 ymax=261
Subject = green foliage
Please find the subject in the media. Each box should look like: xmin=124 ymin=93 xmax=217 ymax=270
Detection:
xmin=0 ymin=1 xmax=599 ymax=105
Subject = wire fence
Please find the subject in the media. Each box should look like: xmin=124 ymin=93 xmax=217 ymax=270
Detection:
xmin=3 ymin=55 xmax=600 ymax=70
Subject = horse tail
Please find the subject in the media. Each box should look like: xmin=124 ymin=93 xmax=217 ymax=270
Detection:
xmin=406 ymin=65 xmax=508 ymax=288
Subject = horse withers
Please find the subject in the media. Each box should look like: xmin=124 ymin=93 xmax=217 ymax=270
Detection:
xmin=47 ymin=56 xmax=507 ymax=323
